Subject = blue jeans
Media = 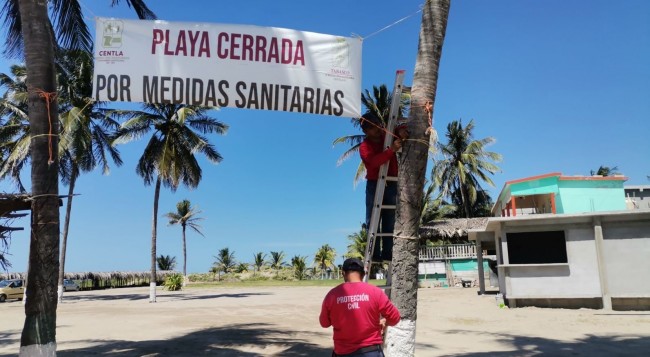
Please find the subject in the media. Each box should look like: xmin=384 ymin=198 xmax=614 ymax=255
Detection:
xmin=365 ymin=180 xmax=396 ymax=261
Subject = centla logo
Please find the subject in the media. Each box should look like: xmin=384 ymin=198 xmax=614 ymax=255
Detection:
xmin=102 ymin=20 xmax=124 ymax=48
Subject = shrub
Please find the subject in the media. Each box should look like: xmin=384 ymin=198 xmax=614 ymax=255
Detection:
xmin=163 ymin=273 xmax=184 ymax=291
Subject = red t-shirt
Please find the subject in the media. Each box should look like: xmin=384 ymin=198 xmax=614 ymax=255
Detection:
xmin=359 ymin=139 xmax=398 ymax=180
xmin=319 ymin=282 xmax=401 ymax=355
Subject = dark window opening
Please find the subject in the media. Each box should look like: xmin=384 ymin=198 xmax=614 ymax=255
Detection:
xmin=506 ymin=230 xmax=568 ymax=264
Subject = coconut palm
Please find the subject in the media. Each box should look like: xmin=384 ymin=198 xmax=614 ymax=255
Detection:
xmin=56 ymin=49 xmax=123 ymax=302
xmin=165 ymin=199 xmax=204 ymax=279
xmin=0 ymin=55 xmax=124 ymax=303
xmin=212 ymin=247 xmax=236 ymax=280
xmin=387 ymin=1 xmax=451 ymax=355
xmin=0 ymin=64 xmax=31 ymax=193
xmin=113 ymin=103 xmax=227 ymax=302
xmin=291 ymin=255 xmax=308 ymax=280
xmin=4 ymin=1 xmax=154 ymax=352
xmin=234 ymin=262 xmax=249 ymax=274
xmin=12 ymin=2 xmax=61 ymax=353
xmin=269 ymin=251 xmax=285 ymax=275
xmin=314 ymin=244 xmax=336 ymax=279
xmin=590 ymin=165 xmax=619 ymax=176
xmin=432 ymin=119 xmax=501 ymax=218
xmin=253 ymin=252 xmax=266 ymax=275
xmin=1 ymin=0 xmax=156 ymax=58
xmin=345 ymin=225 xmax=367 ymax=259
xmin=332 ymin=84 xmax=409 ymax=185
xmin=156 ymin=254 xmax=176 ymax=271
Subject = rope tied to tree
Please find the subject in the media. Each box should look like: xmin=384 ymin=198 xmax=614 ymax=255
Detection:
xmin=31 ymin=88 xmax=58 ymax=166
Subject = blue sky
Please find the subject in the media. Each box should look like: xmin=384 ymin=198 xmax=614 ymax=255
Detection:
xmin=1 ymin=0 xmax=649 ymax=274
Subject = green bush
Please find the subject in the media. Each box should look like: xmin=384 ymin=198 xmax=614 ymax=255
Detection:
xmin=187 ymin=273 xmax=214 ymax=282
xmin=163 ymin=273 xmax=184 ymax=291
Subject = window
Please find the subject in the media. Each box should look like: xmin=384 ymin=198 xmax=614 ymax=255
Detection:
xmin=506 ymin=230 xmax=568 ymax=264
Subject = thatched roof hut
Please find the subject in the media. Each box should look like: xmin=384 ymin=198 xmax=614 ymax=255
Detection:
xmin=419 ymin=218 xmax=489 ymax=242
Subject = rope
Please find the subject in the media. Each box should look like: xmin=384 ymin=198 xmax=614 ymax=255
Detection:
xmin=361 ymin=6 xmax=423 ymax=40
xmin=31 ymin=88 xmax=58 ymax=166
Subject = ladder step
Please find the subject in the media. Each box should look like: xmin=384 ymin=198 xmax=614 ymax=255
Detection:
xmin=381 ymin=205 xmax=396 ymax=210
xmin=385 ymin=176 xmax=398 ymax=182
xmin=372 ymin=233 xmax=393 ymax=237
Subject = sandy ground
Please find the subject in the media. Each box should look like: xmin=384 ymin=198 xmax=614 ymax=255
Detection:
xmin=1 ymin=286 xmax=649 ymax=356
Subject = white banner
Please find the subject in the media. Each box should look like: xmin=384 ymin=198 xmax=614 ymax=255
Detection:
xmin=92 ymin=18 xmax=362 ymax=117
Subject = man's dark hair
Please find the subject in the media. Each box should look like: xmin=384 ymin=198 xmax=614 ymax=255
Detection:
xmin=360 ymin=111 xmax=383 ymax=131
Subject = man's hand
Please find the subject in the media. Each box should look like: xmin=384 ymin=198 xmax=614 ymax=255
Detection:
xmin=380 ymin=318 xmax=387 ymax=336
xmin=397 ymin=126 xmax=409 ymax=140
xmin=390 ymin=138 xmax=402 ymax=152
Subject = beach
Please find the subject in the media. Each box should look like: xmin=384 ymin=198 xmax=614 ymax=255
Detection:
xmin=1 ymin=286 xmax=649 ymax=356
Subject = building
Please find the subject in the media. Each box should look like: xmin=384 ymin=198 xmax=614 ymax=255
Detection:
xmin=467 ymin=173 xmax=650 ymax=310
xmin=418 ymin=218 xmax=491 ymax=287
xmin=625 ymin=185 xmax=650 ymax=210
xmin=492 ymin=172 xmax=627 ymax=217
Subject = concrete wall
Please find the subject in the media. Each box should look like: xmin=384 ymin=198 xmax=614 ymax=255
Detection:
xmin=503 ymin=225 xmax=602 ymax=299
xmin=510 ymin=176 xmax=559 ymax=196
xmin=558 ymin=180 xmax=626 ymax=213
xmin=602 ymin=220 xmax=650 ymax=297
xmin=478 ymin=211 xmax=650 ymax=309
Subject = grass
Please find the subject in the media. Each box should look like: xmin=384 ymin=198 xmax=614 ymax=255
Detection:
xmin=187 ymin=279 xmax=388 ymax=289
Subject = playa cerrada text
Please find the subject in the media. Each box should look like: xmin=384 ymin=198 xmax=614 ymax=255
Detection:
xmin=150 ymin=29 xmax=306 ymax=66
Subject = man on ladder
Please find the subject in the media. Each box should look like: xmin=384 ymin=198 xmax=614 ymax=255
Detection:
xmin=360 ymin=112 xmax=404 ymax=264
xmin=360 ymin=71 xmax=409 ymax=284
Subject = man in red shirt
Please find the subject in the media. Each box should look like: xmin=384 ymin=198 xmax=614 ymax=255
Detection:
xmin=359 ymin=112 xmax=407 ymax=261
xmin=320 ymin=258 xmax=401 ymax=356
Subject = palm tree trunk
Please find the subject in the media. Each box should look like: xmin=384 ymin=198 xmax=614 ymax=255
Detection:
xmin=150 ymin=176 xmax=161 ymax=302
xmin=460 ymin=183 xmax=471 ymax=218
xmin=58 ymin=168 xmax=78 ymax=303
xmin=182 ymin=224 xmax=187 ymax=284
xmin=18 ymin=0 xmax=60 ymax=355
xmin=386 ymin=1 xmax=450 ymax=356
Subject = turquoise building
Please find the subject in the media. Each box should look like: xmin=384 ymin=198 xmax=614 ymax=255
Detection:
xmin=492 ymin=172 xmax=628 ymax=217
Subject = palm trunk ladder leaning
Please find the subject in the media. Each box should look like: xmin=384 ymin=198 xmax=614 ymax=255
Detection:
xmin=385 ymin=1 xmax=451 ymax=356
xmin=362 ymin=70 xmax=408 ymax=285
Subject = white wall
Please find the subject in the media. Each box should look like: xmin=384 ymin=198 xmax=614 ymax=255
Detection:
xmin=602 ymin=221 xmax=650 ymax=297
xmin=502 ymin=225 xmax=601 ymax=298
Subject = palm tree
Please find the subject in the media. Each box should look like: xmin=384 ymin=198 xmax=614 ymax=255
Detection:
xmin=291 ymin=255 xmax=308 ymax=280
xmin=156 ymin=254 xmax=176 ymax=271
xmin=0 ymin=64 xmax=31 ymax=193
xmin=1 ymin=0 xmax=156 ymax=58
xmin=332 ymin=84 xmax=408 ymax=185
xmin=387 ymin=1 xmax=450 ymax=355
xmin=234 ymin=262 xmax=249 ymax=274
xmin=3 ymin=1 xmax=154 ymax=352
xmin=590 ymin=165 xmax=619 ymax=176
xmin=14 ymin=1 xmax=60 ymax=353
xmin=113 ymin=104 xmax=228 ymax=302
xmin=432 ymin=119 xmax=501 ymax=218
xmin=0 ymin=54 xmax=124 ymax=303
xmin=56 ymin=49 xmax=123 ymax=302
xmin=345 ymin=225 xmax=367 ymax=259
xmin=314 ymin=244 xmax=336 ymax=279
xmin=253 ymin=252 xmax=266 ymax=275
xmin=212 ymin=247 xmax=236 ymax=280
xmin=269 ymin=251 xmax=285 ymax=275
xmin=165 ymin=199 xmax=204 ymax=279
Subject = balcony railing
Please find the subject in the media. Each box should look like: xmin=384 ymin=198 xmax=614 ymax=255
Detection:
xmin=419 ymin=244 xmax=480 ymax=260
